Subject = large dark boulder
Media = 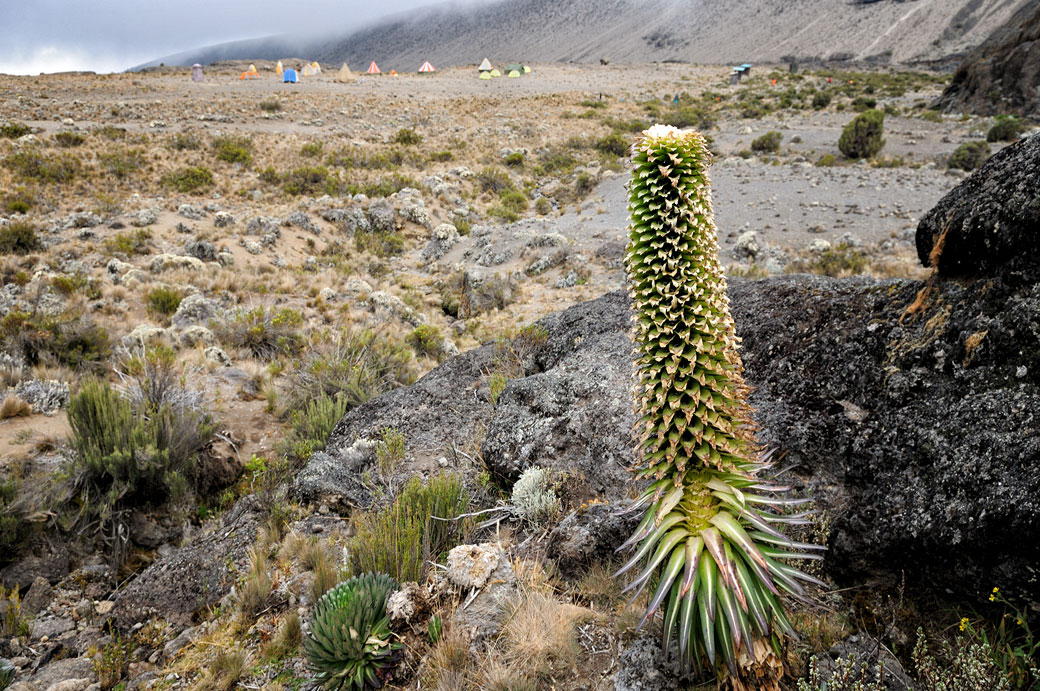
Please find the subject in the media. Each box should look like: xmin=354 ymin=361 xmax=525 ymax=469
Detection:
xmin=916 ymin=133 xmax=1040 ymax=277
xmin=110 ymin=496 xmax=262 ymax=628
xmin=937 ymin=0 xmax=1040 ymax=118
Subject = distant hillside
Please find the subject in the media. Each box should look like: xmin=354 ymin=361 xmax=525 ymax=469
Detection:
xmin=143 ymin=0 xmax=1033 ymax=70
xmin=937 ymin=0 xmax=1040 ymax=118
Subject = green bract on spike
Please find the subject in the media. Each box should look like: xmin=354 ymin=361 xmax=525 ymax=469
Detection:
xmin=618 ymin=124 xmax=821 ymax=681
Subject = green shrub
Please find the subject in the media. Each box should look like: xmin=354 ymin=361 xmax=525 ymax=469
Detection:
xmin=0 ymin=656 xmax=16 ymax=689
xmin=498 ymin=189 xmax=528 ymax=215
xmin=259 ymin=100 xmax=282 ymax=113
xmin=0 ymin=479 xmax=29 ymax=560
xmin=476 ymin=166 xmax=513 ymax=194
xmin=162 ymin=166 xmax=213 ymax=193
xmin=218 ymin=306 xmax=304 ymax=359
xmin=575 ymin=172 xmax=596 ymax=196
xmin=816 ymin=153 xmax=838 ymax=167
xmin=375 ymin=427 xmax=406 ymax=480
xmin=212 ymin=135 xmax=253 ymax=164
xmin=751 ymin=130 xmax=782 ymax=153
xmin=97 ymin=148 xmax=144 ymax=180
xmin=300 ymin=142 xmax=323 ymax=157
xmin=304 ymin=573 xmax=401 ymax=690
xmin=282 ymin=166 xmax=330 ymax=195
xmin=851 ymin=96 xmax=877 ymax=112
xmin=810 ymin=242 xmax=868 ymax=276
xmin=281 ymin=393 xmax=351 ymax=463
xmin=68 ymin=376 xmax=213 ymax=522
xmin=3 ymin=151 xmax=81 ymax=183
xmin=407 ymin=324 xmax=444 ymax=360
xmin=104 ymin=229 xmax=152 ymax=256
xmin=537 ymin=148 xmax=578 ymax=175
xmin=54 ymin=131 xmax=86 ymax=147
xmin=5 ymin=201 xmax=29 ymax=214
xmin=358 ymin=173 xmax=418 ymax=199
xmin=146 ymin=287 xmax=184 ymax=317
xmin=838 ymin=109 xmax=885 ymax=159
xmin=0 ymin=222 xmax=42 ymax=255
xmin=948 ymin=141 xmax=991 ymax=171
xmin=987 ymin=116 xmax=1029 ymax=143
xmin=429 ymin=150 xmax=454 ymax=162
xmin=0 ymin=123 xmax=31 ymax=139
xmin=95 ymin=125 xmax=127 ymax=141
xmin=595 ymin=132 xmax=630 ymax=157
xmin=393 ymin=128 xmax=423 ymax=146
xmin=349 ymin=473 xmax=470 ymax=582
xmin=503 ymin=152 xmax=525 ymax=167
xmin=1 ymin=310 xmax=109 ymax=371
xmin=535 ymin=197 xmax=552 ymax=215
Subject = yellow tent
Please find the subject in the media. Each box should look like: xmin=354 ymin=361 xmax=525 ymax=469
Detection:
xmin=302 ymin=62 xmax=321 ymax=76
xmin=310 ymin=61 xmax=322 ymax=74
xmin=490 ymin=68 xmax=501 ymax=77
xmin=275 ymin=60 xmax=283 ymax=75
xmin=507 ymin=70 xmax=520 ymax=78
xmin=334 ymin=63 xmax=355 ymax=83
xmin=523 ymin=65 xmax=531 ymax=74
xmin=479 ymin=71 xmax=492 ymax=80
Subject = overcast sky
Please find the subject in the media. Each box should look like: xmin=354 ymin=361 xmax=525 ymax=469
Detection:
xmin=0 ymin=0 xmax=472 ymax=75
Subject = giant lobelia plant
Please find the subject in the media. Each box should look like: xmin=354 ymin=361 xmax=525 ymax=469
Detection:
xmin=618 ymin=124 xmax=824 ymax=679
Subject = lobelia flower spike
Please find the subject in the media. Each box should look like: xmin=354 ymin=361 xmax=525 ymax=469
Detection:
xmin=618 ymin=124 xmax=824 ymax=679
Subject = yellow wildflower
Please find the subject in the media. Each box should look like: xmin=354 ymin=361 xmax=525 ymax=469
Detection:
xmin=989 ymin=586 xmax=999 ymax=602
xmin=959 ymin=617 xmax=969 ymax=632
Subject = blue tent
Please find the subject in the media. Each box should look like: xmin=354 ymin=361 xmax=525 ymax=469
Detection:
xmin=283 ymin=69 xmax=298 ymax=83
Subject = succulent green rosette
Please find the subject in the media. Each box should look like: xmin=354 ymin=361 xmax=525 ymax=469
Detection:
xmin=618 ymin=125 xmax=824 ymax=677
xmin=304 ymin=573 xmax=401 ymax=690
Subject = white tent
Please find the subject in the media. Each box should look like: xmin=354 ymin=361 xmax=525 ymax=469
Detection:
xmin=478 ymin=57 xmax=493 ymax=72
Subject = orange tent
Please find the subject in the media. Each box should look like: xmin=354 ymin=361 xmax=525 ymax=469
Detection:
xmin=418 ymin=61 xmax=435 ymax=73
xmin=389 ymin=69 xmax=397 ymax=76
xmin=366 ymin=61 xmax=381 ymax=74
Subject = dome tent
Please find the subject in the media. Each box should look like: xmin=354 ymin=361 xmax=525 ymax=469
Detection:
xmin=283 ymin=68 xmax=298 ymax=83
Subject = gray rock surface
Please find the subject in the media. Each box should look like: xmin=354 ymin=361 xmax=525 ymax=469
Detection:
xmin=110 ymin=497 xmax=261 ymax=628
xmin=937 ymin=1 xmax=1040 ymax=119
xmin=916 ymin=133 xmax=1040 ymax=277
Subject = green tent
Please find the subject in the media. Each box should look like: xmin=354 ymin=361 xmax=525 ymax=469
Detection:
xmin=505 ymin=63 xmax=523 ymax=73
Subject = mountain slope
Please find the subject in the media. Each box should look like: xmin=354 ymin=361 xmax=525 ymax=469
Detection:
xmin=145 ymin=0 xmax=1032 ymax=70
xmin=937 ymin=0 xmax=1040 ymax=117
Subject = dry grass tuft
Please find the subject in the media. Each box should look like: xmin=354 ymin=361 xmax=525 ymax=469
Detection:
xmin=501 ymin=590 xmax=590 ymax=676
xmin=0 ymin=394 xmax=32 ymax=419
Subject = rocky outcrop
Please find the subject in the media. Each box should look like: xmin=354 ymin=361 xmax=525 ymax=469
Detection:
xmin=916 ymin=133 xmax=1040 ymax=277
xmin=109 ymin=497 xmax=262 ymax=628
xmin=937 ymin=1 xmax=1040 ymax=118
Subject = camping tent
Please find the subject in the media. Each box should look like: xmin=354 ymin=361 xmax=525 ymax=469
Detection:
xmin=490 ymin=69 xmax=501 ymax=77
xmin=479 ymin=71 xmax=492 ymax=80
xmin=310 ymin=61 xmax=321 ymax=74
xmin=419 ymin=61 xmax=435 ymax=73
xmin=523 ymin=65 xmax=531 ymax=74
xmin=275 ymin=61 xmax=283 ymax=75
xmin=478 ymin=57 xmax=493 ymax=71
xmin=302 ymin=63 xmax=320 ymax=76
xmin=505 ymin=63 xmax=523 ymax=73
xmin=334 ymin=64 xmax=355 ymax=83
xmin=366 ymin=61 xmax=381 ymax=74
xmin=240 ymin=63 xmax=259 ymax=79
xmin=507 ymin=70 xmax=520 ymax=78
xmin=283 ymin=69 xmax=298 ymax=83
xmin=191 ymin=64 xmax=203 ymax=82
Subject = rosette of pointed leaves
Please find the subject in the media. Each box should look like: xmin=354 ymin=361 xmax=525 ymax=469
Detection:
xmin=619 ymin=124 xmax=824 ymax=677
xmin=304 ymin=573 xmax=401 ymax=690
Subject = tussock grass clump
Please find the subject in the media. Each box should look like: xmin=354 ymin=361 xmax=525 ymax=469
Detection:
xmin=596 ymin=132 xmax=630 ymax=157
xmin=349 ymin=473 xmax=470 ymax=583
xmin=212 ymin=135 xmax=253 ymax=165
xmin=162 ymin=166 xmax=213 ymax=193
xmin=104 ymin=228 xmax=152 ymax=256
xmin=264 ymin=611 xmax=302 ymax=660
xmin=0 ymin=122 xmax=32 ymax=139
xmin=97 ymin=148 xmax=145 ymax=180
xmin=0 ymin=394 xmax=31 ymax=419
xmin=217 ymin=305 xmax=304 ymax=359
xmin=146 ymin=287 xmax=184 ymax=317
xmin=167 ymin=132 xmax=202 ymax=150
xmin=280 ymin=393 xmax=351 ymax=463
xmin=286 ymin=328 xmax=417 ymax=413
xmin=0 ymin=222 xmax=42 ymax=255
xmin=3 ymin=150 xmax=81 ymax=183
xmin=54 ymin=131 xmax=86 ymax=147
xmin=476 ymin=166 xmax=513 ymax=194
xmin=259 ymin=99 xmax=282 ymax=113
xmin=838 ymin=109 xmax=885 ymax=159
